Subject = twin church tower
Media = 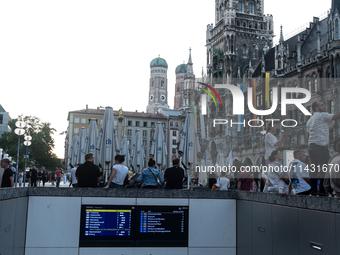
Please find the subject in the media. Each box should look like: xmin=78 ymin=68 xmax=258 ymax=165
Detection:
xmin=146 ymin=49 xmax=195 ymax=114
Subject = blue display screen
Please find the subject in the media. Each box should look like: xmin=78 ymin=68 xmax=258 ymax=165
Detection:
xmin=84 ymin=209 xmax=132 ymax=237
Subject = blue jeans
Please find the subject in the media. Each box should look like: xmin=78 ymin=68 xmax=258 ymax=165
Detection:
xmin=105 ymin=182 xmax=123 ymax=188
xmin=56 ymin=178 xmax=61 ymax=187
xmin=308 ymin=145 xmax=330 ymax=194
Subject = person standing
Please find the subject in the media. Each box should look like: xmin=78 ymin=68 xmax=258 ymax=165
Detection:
xmin=103 ymin=155 xmax=129 ymax=189
xmin=55 ymin=167 xmax=62 ymax=187
xmin=307 ymin=101 xmax=340 ymax=195
xmin=163 ymin=158 xmax=185 ymax=189
xmin=70 ymin=164 xmax=79 ymax=187
xmin=30 ymin=167 xmax=38 ymax=187
xmin=42 ymin=170 xmax=47 ymax=187
xmin=18 ymin=169 xmax=23 ymax=187
xmin=265 ymin=123 xmax=286 ymax=166
xmin=76 ymin=153 xmax=101 ymax=187
xmin=1 ymin=158 xmax=14 ymax=188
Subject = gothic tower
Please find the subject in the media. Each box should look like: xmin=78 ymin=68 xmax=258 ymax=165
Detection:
xmin=182 ymin=48 xmax=196 ymax=109
xmin=147 ymin=56 xmax=169 ymax=114
xmin=206 ymin=0 xmax=274 ymax=80
xmin=174 ymin=62 xmax=187 ymax=110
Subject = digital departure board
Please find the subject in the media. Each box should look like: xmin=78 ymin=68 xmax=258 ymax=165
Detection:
xmin=79 ymin=205 xmax=188 ymax=247
xmin=135 ymin=206 xmax=189 ymax=247
xmin=79 ymin=205 xmax=135 ymax=247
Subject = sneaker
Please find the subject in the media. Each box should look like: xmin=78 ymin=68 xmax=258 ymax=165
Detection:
xmin=311 ymin=192 xmax=319 ymax=196
xmin=319 ymin=192 xmax=327 ymax=196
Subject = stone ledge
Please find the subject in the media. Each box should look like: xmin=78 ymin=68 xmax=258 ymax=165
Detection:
xmin=1 ymin=188 xmax=339 ymax=214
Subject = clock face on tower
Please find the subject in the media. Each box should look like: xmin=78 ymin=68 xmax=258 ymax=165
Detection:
xmin=150 ymin=95 xmax=154 ymax=101
xmin=160 ymin=94 xmax=166 ymax=101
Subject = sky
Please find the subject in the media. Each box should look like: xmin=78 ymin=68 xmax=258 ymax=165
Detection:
xmin=0 ymin=0 xmax=332 ymax=158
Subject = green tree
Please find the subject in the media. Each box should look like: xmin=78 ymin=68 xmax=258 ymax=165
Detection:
xmin=0 ymin=116 xmax=62 ymax=169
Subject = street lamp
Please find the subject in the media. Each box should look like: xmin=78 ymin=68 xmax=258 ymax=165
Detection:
xmin=23 ymin=134 xmax=32 ymax=187
xmin=14 ymin=118 xmax=26 ymax=188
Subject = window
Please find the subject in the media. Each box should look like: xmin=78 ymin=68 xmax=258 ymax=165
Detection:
xmin=175 ymin=122 xmax=179 ymax=127
xmin=177 ymin=86 xmax=179 ymax=92
xmin=151 ymin=122 xmax=155 ymax=128
xmin=151 ymin=130 xmax=155 ymax=138
xmin=314 ymin=77 xmax=318 ymax=92
xmin=336 ymin=19 xmax=339 ymax=40
xmin=127 ymin=129 xmax=132 ymax=136
xmin=172 ymin=148 xmax=177 ymax=154
xmin=328 ymin=101 xmax=334 ymax=114
xmin=128 ymin=139 xmax=131 ymax=145
xmin=74 ymin=127 xmax=79 ymax=134
xmin=170 ymin=121 xmax=173 ymax=127
xmin=74 ymin=117 xmax=80 ymax=123
xmin=173 ymin=131 xmax=177 ymax=136
xmin=128 ymin=121 xmax=132 ymax=126
xmin=249 ymin=1 xmax=255 ymax=14
xmin=152 ymin=81 xmax=154 ymax=87
xmin=161 ymin=80 xmax=164 ymax=87
xmin=172 ymin=139 xmax=177 ymax=145
xmin=143 ymin=121 xmax=148 ymax=127
xmin=308 ymin=80 xmax=312 ymax=92
xmin=136 ymin=121 xmax=140 ymax=127
xmin=162 ymin=123 xmax=166 ymax=128
xmin=269 ymin=90 xmax=273 ymax=103
xmin=143 ymin=140 xmax=147 ymax=146
xmin=242 ymin=44 xmax=247 ymax=57
xmin=238 ymin=0 xmax=244 ymax=12
xmin=0 ymin=114 xmax=3 ymax=124
xmin=81 ymin=118 xmax=86 ymax=124
xmin=143 ymin=130 xmax=147 ymax=137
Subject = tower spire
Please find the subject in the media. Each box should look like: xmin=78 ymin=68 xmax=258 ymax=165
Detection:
xmin=279 ymin=25 xmax=284 ymax=42
xmin=186 ymin=48 xmax=194 ymax=76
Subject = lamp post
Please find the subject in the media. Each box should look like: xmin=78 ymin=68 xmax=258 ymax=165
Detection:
xmin=14 ymin=118 xmax=26 ymax=188
xmin=23 ymin=134 xmax=32 ymax=187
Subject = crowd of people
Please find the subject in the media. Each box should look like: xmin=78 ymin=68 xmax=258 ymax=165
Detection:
xmin=1 ymin=101 xmax=340 ymax=196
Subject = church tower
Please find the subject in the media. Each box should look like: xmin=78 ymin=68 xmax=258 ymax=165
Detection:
xmin=182 ymin=48 xmax=196 ymax=109
xmin=206 ymin=0 xmax=274 ymax=80
xmin=174 ymin=62 xmax=187 ymax=110
xmin=147 ymin=56 xmax=169 ymax=114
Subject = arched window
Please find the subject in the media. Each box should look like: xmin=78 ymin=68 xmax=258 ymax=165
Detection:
xmin=239 ymin=0 xmax=244 ymax=12
xmin=161 ymin=80 xmax=164 ymax=87
xmin=252 ymin=46 xmax=256 ymax=59
xmin=242 ymin=44 xmax=247 ymax=57
xmin=249 ymin=1 xmax=255 ymax=14
xmin=151 ymin=81 xmax=154 ymax=87
xmin=313 ymin=73 xmax=318 ymax=92
xmin=336 ymin=19 xmax=339 ymax=39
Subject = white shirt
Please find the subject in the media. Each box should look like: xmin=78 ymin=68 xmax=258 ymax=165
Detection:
xmin=216 ymin=177 xmax=230 ymax=190
xmin=306 ymin=112 xmax=333 ymax=146
xmin=267 ymin=161 xmax=288 ymax=193
xmin=288 ymin=159 xmax=311 ymax=194
xmin=112 ymin=164 xmax=129 ymax=185
xmin=265 ymin=133 xmax=278 ymax=160
xmin=71 ymin=167 xmax=77 ymax=184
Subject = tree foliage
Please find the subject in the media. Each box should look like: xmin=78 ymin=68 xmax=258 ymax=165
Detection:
xmin=0 ymin=116 xmax=62 ymax=169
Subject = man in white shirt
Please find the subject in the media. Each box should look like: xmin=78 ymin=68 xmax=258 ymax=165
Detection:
xmin=288 ymin=150 xmax=311 ymax=195
xmin=307 ymin=101 xmax=340 ymax=195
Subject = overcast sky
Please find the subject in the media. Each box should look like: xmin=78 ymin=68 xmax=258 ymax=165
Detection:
xmin=0 ymin=0 xmax=332 ymax=158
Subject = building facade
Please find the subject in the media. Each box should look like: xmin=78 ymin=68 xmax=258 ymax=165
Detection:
xmin=65 ymin=106 xmax=179 ymax=170
xmin=0 ymin=105 xmax=11 ymax=138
